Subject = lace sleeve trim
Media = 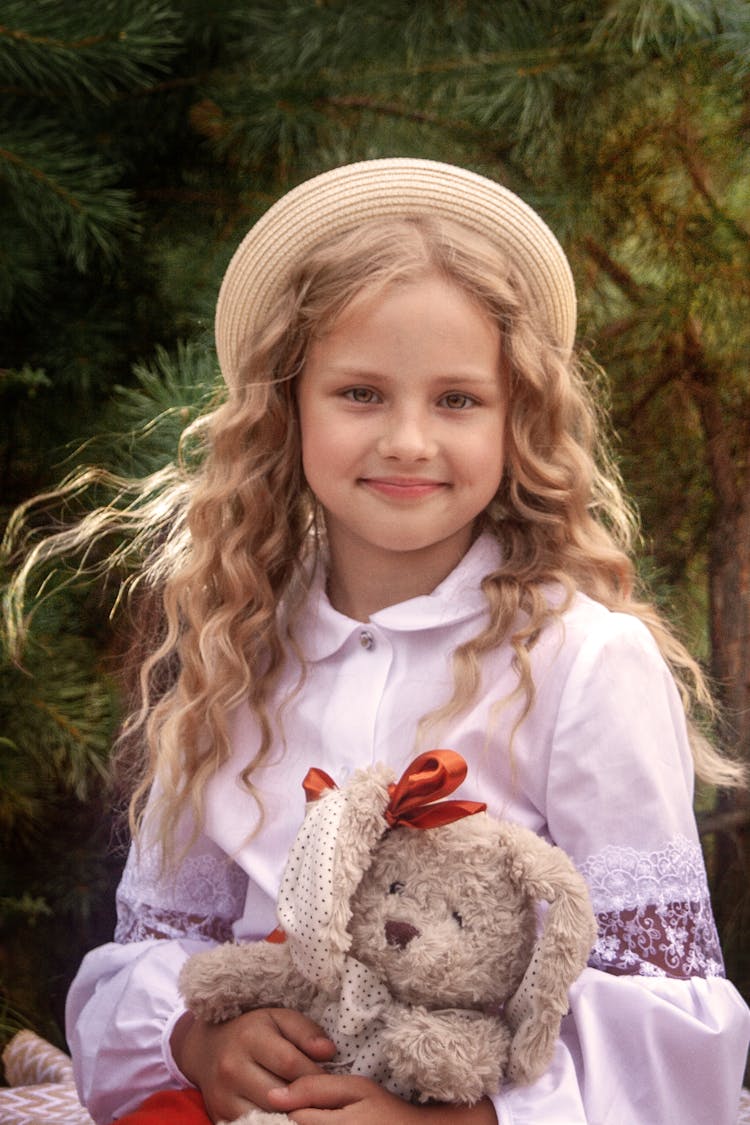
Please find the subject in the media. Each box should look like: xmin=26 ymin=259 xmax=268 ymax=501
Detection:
xmin=577 ymin=836 xmax=724 ymax=980
xmin=114 ymin=845 xmax=248 ymax=945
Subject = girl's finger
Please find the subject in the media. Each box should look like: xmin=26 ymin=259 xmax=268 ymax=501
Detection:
xmin=268 ymin=1074 xmax=373 ymax=1110
xmin=268 ymin=1008 xmax=337 ymax=1062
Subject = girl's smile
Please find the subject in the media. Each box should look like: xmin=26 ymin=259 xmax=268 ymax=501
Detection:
xmin=297 ymin=271 xmax=506 ymax=618
xmin=359 ymin=476 xmax=448 ymax=499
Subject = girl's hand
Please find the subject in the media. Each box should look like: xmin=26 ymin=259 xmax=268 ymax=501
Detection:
xmin=170 ymin=1009 xmax=337 ymax=1123
xmin=267 ymin=1074 xmax=498 ymax=1124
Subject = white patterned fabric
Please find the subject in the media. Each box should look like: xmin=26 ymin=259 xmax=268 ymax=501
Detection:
xmin=115 ymin=839 xmax=248 ymax=945
xmin=579 ymin=836 xmax=725 ymax=979
xmin=64 ymin=535 xmax=750 ymax=1125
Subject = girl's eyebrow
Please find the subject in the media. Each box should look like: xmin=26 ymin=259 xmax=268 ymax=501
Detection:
xmin=323 ymin=365 xmax=499 ymax=386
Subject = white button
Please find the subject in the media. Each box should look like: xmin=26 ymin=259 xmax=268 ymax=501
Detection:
xmin=359 ymin=630 xmax=375 ymax=650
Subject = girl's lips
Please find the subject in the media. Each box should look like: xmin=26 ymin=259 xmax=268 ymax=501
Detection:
xmin=360 ymin=477 xmax=447 ymax=500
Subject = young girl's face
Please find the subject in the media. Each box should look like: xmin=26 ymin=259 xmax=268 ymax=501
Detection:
xmin=297 ymin=270 xmax=506 ymax=599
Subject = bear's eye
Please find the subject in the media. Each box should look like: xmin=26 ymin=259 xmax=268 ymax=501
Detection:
xmin=452 ymin=910 xmax=464 ymax=928
xmin=389 ymin=881 xmax=405 ymax=895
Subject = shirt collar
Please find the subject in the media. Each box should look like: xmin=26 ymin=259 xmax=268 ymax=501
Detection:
xmin=294 ymin=533 xmax=503 ymax=663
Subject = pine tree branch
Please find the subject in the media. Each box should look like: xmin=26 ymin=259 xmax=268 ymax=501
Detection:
xmin=31 ymin=697 xmax=85 ymax=742
xmin=137 ymin=187 xmax=237 ymax=207
xmin=1 ymin=73 xmax=200 ymax=101
xmin=326 ymin=43 xmax=604 ymax=83
xmin=122 ymin=74 xmax=204 ymax=98
xmin=0 ymin=144 xmax=82 ymax=212
xmin=0 ymin=128 xmax=135 ymax=266
xmin=671 ymin=120 xmax=750 ymax=248
xmin=0 ymin=24 xmax=113 ymax=51
xmin=0 ymin=2 xmax=177 ymax=100
xmin=620 ymin=365 xmax=685 ymax=427
xmin=584 ymin=234 xmax=691 ymax=426
xmin=583 ymin=237 xmax=644 ymax=305
xmin=597 ymin=315 xmax=643 ymax=341
xmin=320 ymin=93 xmax=478 ymax=133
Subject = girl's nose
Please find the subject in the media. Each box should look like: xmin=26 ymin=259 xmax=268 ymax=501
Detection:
xmin=375 ymin=410 xmax=437 ymax=461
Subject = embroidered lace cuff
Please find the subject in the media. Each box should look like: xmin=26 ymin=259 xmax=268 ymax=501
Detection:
xmin=115 ymin=846 xmax=248 ymax=945
xmin=578 ymin=836 xmax=724 ymax=979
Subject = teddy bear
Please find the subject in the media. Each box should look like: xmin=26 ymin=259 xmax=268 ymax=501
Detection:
xmin=179 ymin=750 xmax=597 ymax=1122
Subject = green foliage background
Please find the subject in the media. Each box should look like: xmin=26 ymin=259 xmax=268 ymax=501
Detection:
xmin=1 ymin=0 xmax=748 ymax=1070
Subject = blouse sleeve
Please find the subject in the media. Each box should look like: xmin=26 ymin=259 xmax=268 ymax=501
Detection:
xmin=65 ymin=823 xmax=248 ymax=1124
xmin=493 ymin=612 xmax=750 ymax=1124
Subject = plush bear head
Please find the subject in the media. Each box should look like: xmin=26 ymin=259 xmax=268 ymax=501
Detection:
xmin=348 ymin=813 xmax=538 ymax=1011
xmin=277 ymin=751 xmax=597 ymax=1085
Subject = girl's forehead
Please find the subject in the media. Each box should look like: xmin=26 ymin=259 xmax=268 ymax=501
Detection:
xmin=301 ymin=272 xmax=503 ymax=392
xmin=310 ymin=267 xmax=491 ymax=339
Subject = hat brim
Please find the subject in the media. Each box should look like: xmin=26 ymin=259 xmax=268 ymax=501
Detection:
xmin=215 ymin=158 xmax=576 ymax=385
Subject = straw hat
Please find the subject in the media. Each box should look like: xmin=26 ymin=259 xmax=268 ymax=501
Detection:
xmin=215 ymin=158 xmax=576 ymax=385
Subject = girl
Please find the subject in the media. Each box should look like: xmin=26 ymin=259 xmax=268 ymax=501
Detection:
xmin=12 ymin=159 xmax=750 ymax=1123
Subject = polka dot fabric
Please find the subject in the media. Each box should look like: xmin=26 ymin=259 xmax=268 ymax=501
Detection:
xmin=272 ymin=772 xmax=417 ymax=1098
xmin=276 ymin=787 xmax=349 ymax=989
xmin=314 ymin=959 xmax=413 ymax=1101
xmin=505 ymin=940 xmax=544 ymax=1033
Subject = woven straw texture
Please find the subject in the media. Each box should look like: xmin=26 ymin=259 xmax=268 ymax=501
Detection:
xmin=215 ymin=158 xmax=577 ymax=385
xmin=740 ymin=1087 xmax=750 ymax=1125
xmin=0 ymin=1031 xmax=94 ymax=1125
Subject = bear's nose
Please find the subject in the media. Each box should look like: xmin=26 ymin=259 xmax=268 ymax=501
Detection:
xmin=385 ymin=919 xmax=420 ymax=949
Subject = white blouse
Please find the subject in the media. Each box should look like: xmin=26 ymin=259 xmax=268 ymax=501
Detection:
xmin=66 ymin=534 xmax=750 ymax=1124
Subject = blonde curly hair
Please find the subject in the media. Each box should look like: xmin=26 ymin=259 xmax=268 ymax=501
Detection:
xmin=5 ymin=213 xmax=743 ymax=860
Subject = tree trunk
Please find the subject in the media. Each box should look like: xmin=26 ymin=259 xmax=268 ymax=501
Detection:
xmin=708 ymin=480 xmax=750 ymax=984
xmin=685 ymin=329 xmax=750 ymax=1018
xmin=709 ymin=481 xmax=750 ymax=765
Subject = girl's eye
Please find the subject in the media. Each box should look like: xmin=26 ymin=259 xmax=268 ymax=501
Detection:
xmin=389 ymin=881 xmax=405 ymax=895
xmin=439 ymin=392 xmax=475 ymax=410
xmin=344 ymin=387 xmax=379 ymax=404
xmin=452 ymin=910 xmax=464 ymax=928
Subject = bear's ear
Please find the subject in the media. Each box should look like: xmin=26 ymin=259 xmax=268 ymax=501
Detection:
xmin=276 ymin=764 xmax=393 ymax=991
xmin=500 ymin=826 xmax=597 ymax=1086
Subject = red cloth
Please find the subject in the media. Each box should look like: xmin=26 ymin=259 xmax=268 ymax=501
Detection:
xmin=111 ymin=1089 xmax=212 ymax=1124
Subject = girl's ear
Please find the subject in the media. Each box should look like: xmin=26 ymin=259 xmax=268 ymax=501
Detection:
xmin=501 ymin=826 xmax=597 ymax=1085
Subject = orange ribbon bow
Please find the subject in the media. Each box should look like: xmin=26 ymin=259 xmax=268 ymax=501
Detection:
xmin=266 ymin=752 xmax=485 ymax=944
xmin=302 ymin=749 xmax=486 ymax=829
xmin=384 ymin=749 xmax=486 ymax=828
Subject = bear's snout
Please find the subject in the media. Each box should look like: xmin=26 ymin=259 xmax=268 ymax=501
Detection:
xmin=385 ymin=919 xmax=420 ymax=949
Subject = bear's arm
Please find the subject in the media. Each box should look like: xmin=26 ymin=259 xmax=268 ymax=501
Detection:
xmin=381 ymin=1004 xmax=510 ymax=1105
xmin=178 ymin=940 xmax=317 ymax=1024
